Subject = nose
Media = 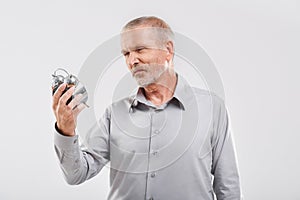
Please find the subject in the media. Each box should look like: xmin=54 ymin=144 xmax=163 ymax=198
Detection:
xmin=127 ymin=52 xmax=139 ymax=70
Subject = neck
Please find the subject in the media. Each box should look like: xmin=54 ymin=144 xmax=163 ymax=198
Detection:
xmin=143 ymin=69 xmax=177 ymax=106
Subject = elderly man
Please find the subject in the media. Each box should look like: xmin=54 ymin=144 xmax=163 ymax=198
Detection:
xmin=52 ymin=16 xmax=242 ymax=200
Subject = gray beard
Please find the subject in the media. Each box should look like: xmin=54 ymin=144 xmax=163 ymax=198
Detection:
xmin=134 ymin=66 xmax=167 ymax=87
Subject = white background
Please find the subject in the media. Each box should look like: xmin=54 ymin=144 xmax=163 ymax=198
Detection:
xmin=0 ymin=0 xmax=299 ymax=199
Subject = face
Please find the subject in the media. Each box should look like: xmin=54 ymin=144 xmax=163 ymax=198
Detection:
xmin=121 ymin=27 xmax=172 ymax=87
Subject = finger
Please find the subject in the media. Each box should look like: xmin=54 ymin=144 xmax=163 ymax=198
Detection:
xmin=73 ymin=103 xmax=87 ymax=117
xmin=59 ymin=86 xmax=75 ymax=106
xmin=52 ymin=83 xmax=67 ymax=110
xmin=68 ymin=93 xmax=83 ymax=109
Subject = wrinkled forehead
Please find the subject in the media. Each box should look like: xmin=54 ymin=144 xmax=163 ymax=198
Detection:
xmin=121 ymin=27 xmax=169 ymax=51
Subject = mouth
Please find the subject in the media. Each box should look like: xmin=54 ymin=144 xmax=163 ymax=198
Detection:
xmin=133 ymin=69 xmax=146 ymax=75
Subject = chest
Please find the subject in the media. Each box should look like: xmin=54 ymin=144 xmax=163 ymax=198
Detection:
xmin=109 ymin=102 xmax=213 ymax=173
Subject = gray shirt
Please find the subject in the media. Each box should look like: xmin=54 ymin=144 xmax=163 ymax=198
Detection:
xmin=54 ymin=74 xmax=242 ymax=200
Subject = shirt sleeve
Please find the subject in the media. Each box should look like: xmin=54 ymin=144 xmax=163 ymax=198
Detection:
xmin=53 ymin=106 xmax=111 ymax=185
xmin=211 ymin=98 xmax=242 ymax=200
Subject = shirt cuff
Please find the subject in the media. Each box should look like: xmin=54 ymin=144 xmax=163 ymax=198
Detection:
xmin=54 ymin=122 xmax=79 ymax=150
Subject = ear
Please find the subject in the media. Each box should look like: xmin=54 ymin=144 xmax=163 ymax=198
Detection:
xmin=165 ymin=41 xmax=174 ymax=61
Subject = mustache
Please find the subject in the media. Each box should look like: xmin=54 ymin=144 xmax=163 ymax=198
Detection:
xmin=132 ymin=63 xmax=165 ymax=74
xmin=131 ymin=64 xmax=149 ymax=74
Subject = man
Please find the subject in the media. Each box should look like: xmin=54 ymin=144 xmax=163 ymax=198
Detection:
xmin=52 ymin=16 xmax=242 ymax=200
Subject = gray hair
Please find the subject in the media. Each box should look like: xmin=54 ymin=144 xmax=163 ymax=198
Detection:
xmin=122 ymin=16 xmax=174 ymax=45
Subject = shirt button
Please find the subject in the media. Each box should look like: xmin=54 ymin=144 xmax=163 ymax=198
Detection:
xmin=154 ymin=130 xmax=160 ymax=134
xmin=151 ymin=172 xmax=156 ymax=178
xmin=152 ymin=150 xmax=158 ymax=156
xmin=149 ymin=197 xmax=154 ymax=200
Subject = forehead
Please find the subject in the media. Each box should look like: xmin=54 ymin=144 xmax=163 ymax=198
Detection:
xmin=120 ymin=27 xmax=166 ymax=51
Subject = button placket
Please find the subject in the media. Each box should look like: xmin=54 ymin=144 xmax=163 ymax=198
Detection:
xmin=146 ymin=109 xmax=160 ymax=200
xmin=145 ymin=111 xmax=154 ymax=199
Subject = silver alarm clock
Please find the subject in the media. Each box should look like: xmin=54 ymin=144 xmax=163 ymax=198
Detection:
xmin=52 ymin=68 xmax=88 ymax=107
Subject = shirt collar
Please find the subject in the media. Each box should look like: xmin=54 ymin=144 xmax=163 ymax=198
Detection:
xmin=128 ymin=72 xmax=193 ymax=112
xmin=172 ymin=73 xmax=193 ymax=110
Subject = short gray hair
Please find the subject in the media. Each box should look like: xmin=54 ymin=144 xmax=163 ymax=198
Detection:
xmin=122 ymin=16 xmax=174 ymax=44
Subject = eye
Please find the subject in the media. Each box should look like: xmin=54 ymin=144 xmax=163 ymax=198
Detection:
xmin=122 ymin=51 xmax=129 ymax=57
xmin=135 ymin=47 xmax=146 ymax=53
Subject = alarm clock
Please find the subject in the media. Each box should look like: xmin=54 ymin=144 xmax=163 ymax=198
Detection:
xmin=52 ymin=68 xmax=88 ymax=107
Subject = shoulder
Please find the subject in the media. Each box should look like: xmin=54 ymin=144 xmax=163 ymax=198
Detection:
xmin=191 ymin=87 xmax=225 ymax=108
xmin=105 ymin=95 xmax=136 ymax=115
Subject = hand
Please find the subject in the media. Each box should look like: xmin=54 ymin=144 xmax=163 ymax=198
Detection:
xmin=52 ymin=83 xmax=86 ymax=136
